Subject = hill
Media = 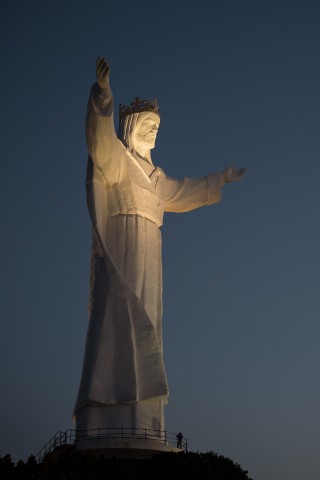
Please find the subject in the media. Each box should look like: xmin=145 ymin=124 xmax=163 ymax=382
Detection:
xmin=0 ymin=448 xmax=252 ymax=479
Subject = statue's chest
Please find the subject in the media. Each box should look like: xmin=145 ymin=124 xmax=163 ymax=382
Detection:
xmin=127 ymin=155 xmax=166 ymax=199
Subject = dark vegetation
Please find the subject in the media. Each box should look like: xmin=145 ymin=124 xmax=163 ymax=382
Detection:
xmin=0 ymin=449 xmax=252 ymax=479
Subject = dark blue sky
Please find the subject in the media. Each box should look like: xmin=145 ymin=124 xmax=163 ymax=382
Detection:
xmin=1 ymin=1 xmax=320 ymax=479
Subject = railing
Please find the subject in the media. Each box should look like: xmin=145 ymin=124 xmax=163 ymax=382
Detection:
xmin=35 ymin=427 xmax=188 ymax=463
xmin=35 ymin=429 xmax=76 ymax=463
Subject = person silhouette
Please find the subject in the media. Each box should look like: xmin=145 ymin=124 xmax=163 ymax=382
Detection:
xmin=176 ymin=432 xmax=183 ymax=449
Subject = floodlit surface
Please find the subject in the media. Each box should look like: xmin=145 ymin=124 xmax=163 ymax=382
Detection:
xmin=74 ymin=68 xmax=243 ymax=434
xmin=1 ymin=2 xmax=320 ymax=480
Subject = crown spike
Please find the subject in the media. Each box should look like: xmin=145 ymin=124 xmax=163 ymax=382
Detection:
xmin=119 ymin=97 xmax=160 ymax=119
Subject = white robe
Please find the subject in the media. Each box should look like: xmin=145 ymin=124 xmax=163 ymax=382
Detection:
xmin=74 ymin=84 xmax=223 ymax=431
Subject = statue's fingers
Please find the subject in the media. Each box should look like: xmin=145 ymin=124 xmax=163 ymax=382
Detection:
xmin=100 ymin=63 xmax=110 ymax=77
xmin=97 ymin=57 xmax=108 ymax=74
xmin=96 ymin=62 xmax=103 ymax=78
xmin=237 ymin=168 xmax=247 ymax=177
xmin=96 ymin=57 xmax=105 ymax=70
xmin=233 ymin=168 xmax=247 ymax=181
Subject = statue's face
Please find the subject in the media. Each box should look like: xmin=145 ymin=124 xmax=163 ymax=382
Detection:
xmin=131 ymin=112 xmax=160 ymax=152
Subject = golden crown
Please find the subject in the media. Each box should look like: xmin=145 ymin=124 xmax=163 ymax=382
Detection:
xmin=119 ymin=97 xmax=160 ymax=119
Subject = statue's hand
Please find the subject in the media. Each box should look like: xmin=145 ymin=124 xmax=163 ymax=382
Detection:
xmin=96 ymin=57 xmax=111 ymax=91
xmin=222 ymin=166 xmax=247 ymax=184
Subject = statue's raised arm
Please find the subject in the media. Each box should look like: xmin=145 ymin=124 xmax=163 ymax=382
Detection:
xmin=86 ymin=57 xmax=118 ymax=176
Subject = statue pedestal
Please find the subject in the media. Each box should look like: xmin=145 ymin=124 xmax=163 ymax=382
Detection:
xmin=76 ymin=441 xmax=180 ymax=456
xmin=75 ymin=430 xmax=182 ymax=457
xmin=74 ymin=403 xmax=184 ymax=454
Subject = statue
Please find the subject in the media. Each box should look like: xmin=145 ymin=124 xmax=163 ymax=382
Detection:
xmin=74 ymin=57 xmax=246 ymax=440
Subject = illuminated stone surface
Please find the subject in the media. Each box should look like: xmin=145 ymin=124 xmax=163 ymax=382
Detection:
xmin=74 ymin=58 xmax=246 ymax=443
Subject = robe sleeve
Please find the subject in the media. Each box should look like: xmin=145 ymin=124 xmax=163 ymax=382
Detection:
xmin=86 ymin=83 xmax=121 ymax=184
xmin=163 ymin=173 xmax=224 ymax=213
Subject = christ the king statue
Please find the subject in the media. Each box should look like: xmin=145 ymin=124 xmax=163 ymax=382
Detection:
xmin=74 ymin=57 xmax=246 ymax=442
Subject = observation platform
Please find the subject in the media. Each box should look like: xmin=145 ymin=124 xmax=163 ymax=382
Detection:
xmin=35 ymin=428 xmax=187 ymax=463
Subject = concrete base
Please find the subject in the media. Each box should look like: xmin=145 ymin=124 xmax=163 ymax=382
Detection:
xmin=76 ymin=441 xmax=180 ymax=457
xmin=75 ymin=430 xmax=181 ymax=453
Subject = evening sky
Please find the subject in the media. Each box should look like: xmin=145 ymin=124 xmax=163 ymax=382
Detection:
xmin=1 ymin=2 xmax=320 ymax=479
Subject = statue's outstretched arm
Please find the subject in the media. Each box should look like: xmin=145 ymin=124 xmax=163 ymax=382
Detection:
xmin=163 ymin=166 xmax=246 ymax=213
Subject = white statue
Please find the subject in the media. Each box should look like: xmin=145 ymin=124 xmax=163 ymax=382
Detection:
xmin=74 ymin=58 xmax=246 ymax=438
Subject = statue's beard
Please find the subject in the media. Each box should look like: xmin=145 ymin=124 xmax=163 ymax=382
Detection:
xmin=135 ymin=133 xmax=156 ymax=150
